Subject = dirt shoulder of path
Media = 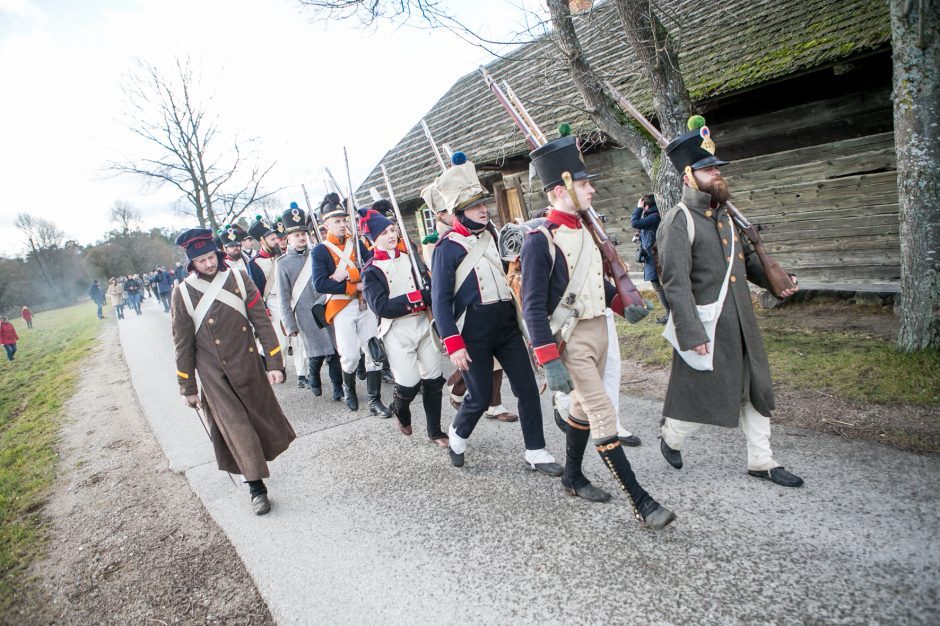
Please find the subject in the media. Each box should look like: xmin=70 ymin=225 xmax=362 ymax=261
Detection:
xmin=621 ymin=301 xmax=940 ymax=455
xmin=9 ymin=323 xmax=273 ymax=625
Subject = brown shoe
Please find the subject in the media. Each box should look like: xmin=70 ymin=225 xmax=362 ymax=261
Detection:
xmin=486 ymin=411 xmax=518 ymax=422
xmin=395 ymin=419 xmax=413 ymax=436
xmin=429 ymin=436 xmax=449 ymax=448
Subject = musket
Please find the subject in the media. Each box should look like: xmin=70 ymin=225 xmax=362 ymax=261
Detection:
xmin=342 ymin=147 xmax=368 ymax=313
xmin=420 ymin=119 xmax=448 ymax=172
xmin=481 ymin=69 xmax=646 ymax=308
xmin=602 ymin=79 xmax=797 ymax=298
xmin=380 ymin=163 xmax=442 ymax=349
xmin=194 ymin=406 xmax=238 ymax=488
xmin=301 ymin=184 xmax=323 ymax=244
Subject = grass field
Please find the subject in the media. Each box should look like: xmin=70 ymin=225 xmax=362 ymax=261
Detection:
xmin=0 ymin=304 xmax=101 ymax=612
xmin=616 ymin=301 xmax=940 ymax=406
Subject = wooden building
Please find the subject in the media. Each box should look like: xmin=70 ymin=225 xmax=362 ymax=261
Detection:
xmin=356 ymin=0 xmax=897 ymax=291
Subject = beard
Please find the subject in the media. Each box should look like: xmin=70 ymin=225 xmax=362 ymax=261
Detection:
xmin=226 ymin=249 xmax=243 ymax=261
xmin=701 ymin=177 xmax=731 ymax=204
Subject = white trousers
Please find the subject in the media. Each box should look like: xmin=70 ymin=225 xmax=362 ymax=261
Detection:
xmin=554 ymin=310 xmax=634 ymax=437
xmin=334 ymin=302 xmax=381 ymax=374
xmin=383 ymin=314 xmax=442 ymax=387
xmin=661 ymin=402 xmax=777 ymax=471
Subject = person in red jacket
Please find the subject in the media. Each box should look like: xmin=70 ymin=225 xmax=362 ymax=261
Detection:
xmin=21 ymin=306 xmax=33 ymax=329
xmin=1 ymin=316 xmax=19 ymax=361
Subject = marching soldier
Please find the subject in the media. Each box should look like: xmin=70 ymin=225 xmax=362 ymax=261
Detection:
xmin=427 ymin=151 xmax=560 ymax=475
xmin=312 ymin=193 xmax=391 ymax=417
xmin=170 ymin=228 xmax=295 ymax=515
xmin=521 ymin=133 xmax=676 ymax=530
xmin=657 ymin=118 xmax=803 ymax=487
xmin=217 ymin=223 xmax=250 ymax=275
xmin=360 ymin=208 xmax=449 ymax=447
xmin=275 ymin=203 xmax=343 ymax=399
xmin=245 ymin=215 xmax=289 ymax=363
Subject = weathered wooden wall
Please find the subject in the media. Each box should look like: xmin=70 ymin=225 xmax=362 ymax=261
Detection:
xmin=516 ymin=61 xmax=899 ymax=291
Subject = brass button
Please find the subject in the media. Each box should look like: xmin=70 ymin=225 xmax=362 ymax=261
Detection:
xmin=248 ymin=347 xmax=254 ymax=353
xmin=235 ymin=288 xmax=240 ymax=294
xmin=739 ymin=253 xmax=744 ymax=260
xmin=730 ymin=275 xmax=737 ymax=283
xmin=214 ymin=339 xmax=221 ymax=344
xmin=734 ymin=236 xmax=739 ymax=242
xmin=222 ymin=360 xmax=227 ymax=365
xmin=705 ymin=210 xmax=713 ymax=217
xmin=722 ymin=238 xmax=728 ymax=245
xmin=208 ymin=318 xmax=215 ymax=324
xmin=718 ymin=222 xmax=723 ymax=229
xmin=242 ymin=326 xmax=247 ymax=331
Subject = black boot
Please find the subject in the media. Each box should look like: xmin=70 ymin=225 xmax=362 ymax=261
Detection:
xmin=562 ymin=422 xmax=611 ymax=503
xmin=247 ymin=479 xmax=270 ymax=515
xmin=327 ymin=355 xmax=344 ymax=401
xmin=367 ymin=371 xmax=392 ymax=418
xmin=391 ymin=382 xmax=421 ymax=435
xmin=356 ymin=355 xmax=367 ymax=381
xmin=308 ymin=356 xmax=324 ymax=396
xmin=342 ymin=371 xmax=359 ymax=411
xmin=421 ymin=376 xmax=448 ymax=446
xmin=596 ymin=438 xmax=676 ymax=530
xmin=382 ymin=365 xmax=395 ymax=385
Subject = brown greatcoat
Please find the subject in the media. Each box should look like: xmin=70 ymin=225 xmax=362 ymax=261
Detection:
xmin=658 ymin=185 xmax=775 ymax=427
xmin=171 ymin=268 xmax=296 ymax=479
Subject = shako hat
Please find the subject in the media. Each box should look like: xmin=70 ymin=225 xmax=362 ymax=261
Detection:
xmin=665 ymin=115 xmax=729 ymax=173
xmin=420 ymin=151 xmax=488 ymax=214
xmin=370 ymin=198 xmax=395 ymax=219
xmin=529 ymin=124 xmax=599 ymax=191
xmin=281 ymin=201 xmax=307 ymax=234
xmin=319 ymin=193 xmax=347 ymax=222
xmin=217 ymin=223 xmax=247 ymax=246
xmin=357 ymin=207 xmax=394 ymax=243
xmin=248 ymin=215 xmax=274 ymax=240
xmin=175 ymin=228 xmax=225 ymax=271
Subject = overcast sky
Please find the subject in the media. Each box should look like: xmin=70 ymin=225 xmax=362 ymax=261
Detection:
xmin=0 ymin=0 xmax=547 ymax=255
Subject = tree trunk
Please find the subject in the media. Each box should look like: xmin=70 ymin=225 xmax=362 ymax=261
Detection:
xmin=891 ymin=0 xmax=940 ymax=351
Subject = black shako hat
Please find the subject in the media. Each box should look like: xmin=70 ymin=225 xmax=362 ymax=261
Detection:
xmin=248 ymin=215 xmax=274 ymax=240
xmin=319 ymin=193 xmax=347 ymax=222
xmin=529 ymin=134 xmax=599 ymax=192
xmin=281 ymin=202 xmax=307 ymax=234
xmin=665 ymin=116 xmax=729 ymax=173
xmin=217 ymin=223 xmax=247 ymax=246
xmin=175 ymin=228 xmax=226 ymax=271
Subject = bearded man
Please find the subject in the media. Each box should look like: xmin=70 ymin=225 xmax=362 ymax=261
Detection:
xmin=171 ymin=228 xmax=296 ymax=515
xmin=657 ymin=119 xmax=803 ymax=488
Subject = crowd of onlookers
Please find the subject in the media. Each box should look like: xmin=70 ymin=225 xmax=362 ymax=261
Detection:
xmin=89 ymin=263 xmax=187 ymax=320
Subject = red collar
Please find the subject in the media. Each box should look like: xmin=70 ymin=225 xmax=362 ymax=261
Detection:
xmin=372 ymin=248 xmax=400 ymax=261
xmin=546 ymin=209 xmax=581 ymax=229
xmin=449 ymin=220 xmax=471 ymax=237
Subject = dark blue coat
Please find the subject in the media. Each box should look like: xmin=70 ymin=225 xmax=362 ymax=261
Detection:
xmin=152 ymin=270 xmax=175 ymax=294
xmin=631 ymin=204 xmax=661 ymax=281
xmin=246 ymin=258 xmax=268 ymax=296
xmin=520 ymin=213 xmax=619 ymax=364
xmin=430 ymin=221 xmax=504 ymax=354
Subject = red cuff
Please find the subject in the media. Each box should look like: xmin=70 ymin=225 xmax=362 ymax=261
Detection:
xmin=533 ymin=343 xmax=560 ymax=365
xmin=406 ymin=290 xmax=422 ymax=303
xmin=443 ymin=334 xmax=465 ymax=354
xmin=609 ymin=294 xmax=624 ymax=317
xmin=246 ymin=292 xmax=261 ymax=309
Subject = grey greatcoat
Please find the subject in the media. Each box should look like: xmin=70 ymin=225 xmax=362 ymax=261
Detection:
xmin=275 ymin=246 xmax=337 ymax=358
xmin=658 ymin=185 xmax=775 ymax=427
xmin=171 ymin=268 xmax=296 ymax=480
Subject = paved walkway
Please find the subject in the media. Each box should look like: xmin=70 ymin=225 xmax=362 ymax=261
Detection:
xmin=117 ymin=295 xmax=939 ymax=624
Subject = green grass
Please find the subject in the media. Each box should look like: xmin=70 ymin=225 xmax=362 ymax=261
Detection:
xmin=0 ymin=304 xmax=100 ymax=611
xmin=617 ymin=302 xmax=940 ymax=406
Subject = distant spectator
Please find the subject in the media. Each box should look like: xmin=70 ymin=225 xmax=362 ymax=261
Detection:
xmin=151 ymin=266 xmax=174 ymax=313
xmin=1 ymin=316 xmax=19 ymax=361
xmin=123 ymin=274 xmax=143 ymax=315
xmin=173 ymin=261 xmax=186 ymax=283
xmin=107 ymin=277 xmax=126 ymax=320
xmin=88 ymin=280 xmax=106 ymax=319
xmin=21 ymin=306 xmax=33 ymax=329
xmin=631 ymin=194 xmax=669 ymax=323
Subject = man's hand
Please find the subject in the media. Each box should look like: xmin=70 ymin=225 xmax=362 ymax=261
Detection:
xmin=778 ymin=274 xmax=799 ymax=299
xmin=267 ymin=370 xmax=284 ymax=385
xmin=691 ymin=343 xmax=709 ymax=356
xmin=183 ymin=394 xmax=201 ymax=409
xmin=289 ymin=331 xmax=299 ymax=337
xmin=449 ymin=348 xmax=472 ymax=372
xmin=330 ymin=265 xmax=349 ymax=282
xmin=355 ymin=281 xmax=364 ymax=292
xmin=543 ymin=359 xmax=573 ymax=394
xmin=624 ymin=299 xmax=654 ymax=324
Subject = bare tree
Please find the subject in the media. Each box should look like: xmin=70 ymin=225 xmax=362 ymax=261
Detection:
xmin=112 ymin=58 xmax=279 ymax=230
xmin=110 ymin=200 xmax=142 ymax=236
xmin=14 ymin=213 xmax=56 ymax=292
xmin=891 ymin=0 xmax=939 ymax=352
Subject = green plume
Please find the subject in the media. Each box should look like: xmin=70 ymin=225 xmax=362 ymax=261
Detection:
xmin=687 ymin=115 xmax=707 ymax=131
xmin=558 ymin=123 xmax=572 ymax=137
